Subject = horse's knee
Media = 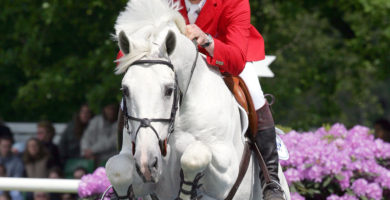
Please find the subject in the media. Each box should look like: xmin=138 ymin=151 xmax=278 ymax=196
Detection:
xmin=181 ymin=141 xmax=212 ymax=179
xmin=106 ymin=153 xmax=135 ymax=196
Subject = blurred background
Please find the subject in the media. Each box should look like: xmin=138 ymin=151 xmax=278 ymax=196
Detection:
xmin=0 ymin=1 xmax=389 ymax=200
xmin=1 ymin=0 xmax=389 ymax=130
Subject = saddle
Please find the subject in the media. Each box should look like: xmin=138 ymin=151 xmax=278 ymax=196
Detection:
xmin=222 ymin=73 xmax=258 ymax=138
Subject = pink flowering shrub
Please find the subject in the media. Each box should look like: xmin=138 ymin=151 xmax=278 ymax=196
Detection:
xmin=78 ymin=167 xmax=143 ymax=200
xmin=78 ymin=124 xmax=390 ymax=199
xmin=78 ymin=167 xmax=112 ymax=200
xmin=281 ymin=123 xmax=390 ymax=200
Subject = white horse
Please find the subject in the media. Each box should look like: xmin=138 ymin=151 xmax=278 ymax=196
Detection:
xmin=105 ymin=0 xmax=290 ymax=199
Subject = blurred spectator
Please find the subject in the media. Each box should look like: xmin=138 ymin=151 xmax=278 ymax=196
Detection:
xmin=0 ymin=164 xmax=23 ymax=200
xmin=47 ymin=167 xmax=64 ymax=200
xmin=73 ymin=166 xmax=87 ymax=179
xmin=23 ymin=138 xmax=51 ymax=178
xmin=0 ymin=136 xmax=24 ymax=177
xmin=11 ymin=142 xmax=26 ymax=156
xmin=61 ymin=193 xmax=76 ymax=200
xmin=0 ymin=165 xmax=5 ymax=176
xmin=0 ymin=122 xmax=24 ymax=155
xmin=59 ymin=104 xmax=93 ymax=162
xmin=48 ymin=166 xmax=63 ymax=179
xmin=81 ymin=103 xmax=118 ymax=165
xmin=374 ymin=118 xmax=390 ymax=142
xmin=0 ymin=124 xmax=13 ymax=143
xmin=33 ymin=192 xmax=49 ymax=200
xmin=36 ymin=121 xmax=61 ymax=167
xmin=0 ymin=193 xmax=11 ymax=200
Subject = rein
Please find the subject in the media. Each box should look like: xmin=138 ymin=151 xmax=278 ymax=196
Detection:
xmin=121 ymin=40 xmax=199 ymax=157
xmin=181 ymin=40 xmax=199 ymax=102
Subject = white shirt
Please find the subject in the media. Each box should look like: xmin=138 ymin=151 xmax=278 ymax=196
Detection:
xmin=184 ymin=0 xmax=206 ymax=24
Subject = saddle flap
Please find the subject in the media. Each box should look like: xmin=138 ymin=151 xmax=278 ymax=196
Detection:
xmin=223 ymin=74 xmax=258 ymax=137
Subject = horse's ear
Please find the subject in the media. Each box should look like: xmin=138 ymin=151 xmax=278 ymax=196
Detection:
xmin=165 ymin=30 xmax=176 ymax=56
xmin=119 ymin=31 xmax=130 ymax=55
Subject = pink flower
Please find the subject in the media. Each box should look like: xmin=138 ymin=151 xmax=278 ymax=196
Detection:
xmin=337 ymin=171 xmax=352 ymax=190
xmin=327 ymin=194 xmax=342 ymax=200
xmin=78 ymin=167 xmax=112 ymax=198
xmin=327 ymin=194 xmax=358 ymax=200
xmin=366 ymin=182 xmax=382 ymax=200
xmin=351 ymin=178 xmax=368 ymax=196
xmin=284 ymin=168 xmax=301 ymax=184
xmin=290 ymin=192 xmax=305 ymax=200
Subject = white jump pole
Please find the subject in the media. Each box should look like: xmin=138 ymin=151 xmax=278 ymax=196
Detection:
xmin=0 ymin=178 xmax=80 ymax=193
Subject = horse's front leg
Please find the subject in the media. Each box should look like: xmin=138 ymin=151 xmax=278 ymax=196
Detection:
xmin=106 ymin=152 xmax=155 ymax=198
xmin=106 ymin=124 xmax=154 ymax=199
xmin=105 ymin=152 xmax=136 ymax=198
xmin=178 ymin=141 xmax=212 ymax=200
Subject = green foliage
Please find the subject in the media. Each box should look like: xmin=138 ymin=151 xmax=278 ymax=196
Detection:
xmin=0 ymin=0 xmax=127 ymax=121
xmin=251 ymin=0 xmax=390 ymax=129
xmin=1 ymin=0 xmax=389 ymax=127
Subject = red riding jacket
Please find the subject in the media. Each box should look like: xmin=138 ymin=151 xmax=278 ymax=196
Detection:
xmin=117 ymin=0 xmax=265 ymax=76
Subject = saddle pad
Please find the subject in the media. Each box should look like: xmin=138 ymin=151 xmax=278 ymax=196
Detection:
xmin=275 ymin=127 xmax=289 ymax=160
xmin=237 ymin=102 xmax=249 ymax=144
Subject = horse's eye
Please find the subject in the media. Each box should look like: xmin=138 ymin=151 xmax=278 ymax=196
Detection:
xmin=165 ymin=87 xmax=174 ymax=97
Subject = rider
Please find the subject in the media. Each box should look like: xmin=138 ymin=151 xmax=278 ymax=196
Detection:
xmin=117 ymin=0 xmax=284 ymax=199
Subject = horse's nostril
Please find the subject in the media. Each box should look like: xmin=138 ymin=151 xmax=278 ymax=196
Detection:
xmin=152 ymin=157 xmax=158 ymax=169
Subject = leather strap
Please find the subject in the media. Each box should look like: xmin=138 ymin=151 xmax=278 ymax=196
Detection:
xmin=117 ymin=108 xmax=124 ymax=151
xmin=224 ymin=141 xmax=251 ymax=200
xmin=252 ymin=142 xmax=272 ymax=184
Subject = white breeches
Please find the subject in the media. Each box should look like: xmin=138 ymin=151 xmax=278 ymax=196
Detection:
xmin=239 ymin=61 xmax=265 ymax=110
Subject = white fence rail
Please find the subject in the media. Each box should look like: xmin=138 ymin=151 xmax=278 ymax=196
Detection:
xmin=0 ymin=178 xmax=80 ymax=193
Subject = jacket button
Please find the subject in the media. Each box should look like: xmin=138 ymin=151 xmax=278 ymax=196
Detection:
xmin=216 ymin=60 xmax=224 ymax=66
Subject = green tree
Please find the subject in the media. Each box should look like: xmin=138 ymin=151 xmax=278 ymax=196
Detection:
xmin=0 ymin=0 xmax=127 ymax=121
xmin=251 ymin=0 xmax=390 ymax=129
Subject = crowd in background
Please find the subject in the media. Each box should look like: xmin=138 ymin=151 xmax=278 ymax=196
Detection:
xmin=0 ymin=103 xmax=119 ymax=200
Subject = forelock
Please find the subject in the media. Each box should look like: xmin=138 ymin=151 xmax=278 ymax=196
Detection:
xmin=114 ymin=0 xmax=186 ymax=74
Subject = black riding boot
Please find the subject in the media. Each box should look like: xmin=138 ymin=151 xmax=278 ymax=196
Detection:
xmin=255 ymin=101 xmax=285 ymax=200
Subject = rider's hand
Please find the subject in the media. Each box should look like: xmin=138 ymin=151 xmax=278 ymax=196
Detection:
xmin=185 ymin=24 xmax=208 ymax=45
xmin=185 ymin=24 xmax=214 ymax=56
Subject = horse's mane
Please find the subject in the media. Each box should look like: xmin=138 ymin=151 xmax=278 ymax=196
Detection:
xmin=114 ymin=0 xmax=186 ymax=74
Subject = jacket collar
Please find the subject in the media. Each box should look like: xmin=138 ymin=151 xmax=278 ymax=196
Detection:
xmin=179 ymin=0 xmax=218 ymax=27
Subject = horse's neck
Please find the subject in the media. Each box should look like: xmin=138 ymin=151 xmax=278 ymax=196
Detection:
xmin=170 ymin=34 xmax=238 ymax=138
xmin=171 ymin=35 xmax=227 ymax=104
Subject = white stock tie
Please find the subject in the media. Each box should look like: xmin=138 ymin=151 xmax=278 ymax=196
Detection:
xmin=188 ymin=6 xmax=200 ymax=24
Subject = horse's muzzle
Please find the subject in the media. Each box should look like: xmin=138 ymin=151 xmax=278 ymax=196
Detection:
xmin=135 ymin=157 xmax=159 ymax=183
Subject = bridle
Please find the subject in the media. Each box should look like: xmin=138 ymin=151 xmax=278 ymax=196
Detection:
xmin=122 ymin=60 xmax=180 ymax=157
xmin=121 ymin=41 xmax=199 ymax=157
